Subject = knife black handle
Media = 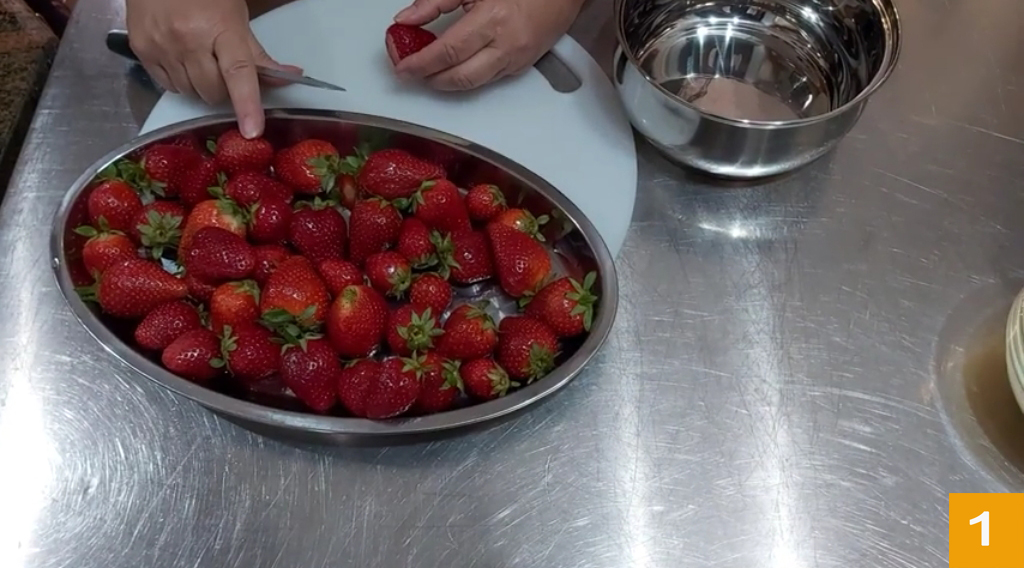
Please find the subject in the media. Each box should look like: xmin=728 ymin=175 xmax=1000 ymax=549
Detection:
xmin=106 ymin=30 xmax=141 ymax=62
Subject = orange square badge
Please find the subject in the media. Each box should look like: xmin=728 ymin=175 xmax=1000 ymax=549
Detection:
xmin=950 ymin=493 xmax=1024 ymax=568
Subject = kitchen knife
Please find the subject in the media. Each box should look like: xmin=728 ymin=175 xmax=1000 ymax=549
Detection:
xmin=105 ymin=29 xmax=346 ymax=92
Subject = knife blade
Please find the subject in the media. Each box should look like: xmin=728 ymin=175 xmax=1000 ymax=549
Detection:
xmin=105 ymin=29 xmax=346 ymax=92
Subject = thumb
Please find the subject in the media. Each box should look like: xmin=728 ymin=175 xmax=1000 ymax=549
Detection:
xmin=248 ymin=33 xmax=303 ymax=86
xmin=394 ymin=0 xmax=465 ymax=25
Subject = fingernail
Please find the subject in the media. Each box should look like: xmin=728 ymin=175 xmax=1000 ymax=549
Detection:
xmin=240 ymin=118 xmax=260 ymax=139
xmin=395 ymin=5 xmax=415 ymax=22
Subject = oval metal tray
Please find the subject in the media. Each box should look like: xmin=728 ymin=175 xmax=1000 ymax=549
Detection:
xmin=49 ymin=109 xmax=619 ymax=444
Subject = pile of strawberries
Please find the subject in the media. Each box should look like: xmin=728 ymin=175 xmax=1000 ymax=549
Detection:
xmin=70 ymin=125 xmax=600 ymax=419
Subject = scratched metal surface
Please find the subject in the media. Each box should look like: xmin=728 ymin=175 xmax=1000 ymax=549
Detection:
xmin=0 ymin=0 xmax=1019 ymax=565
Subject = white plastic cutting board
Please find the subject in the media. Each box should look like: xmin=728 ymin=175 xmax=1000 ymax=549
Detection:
xmin=142 ymin=0 xmax=636 ymax=256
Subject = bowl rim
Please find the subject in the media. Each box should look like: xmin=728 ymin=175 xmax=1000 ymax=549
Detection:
xmin=50 ymin=108 xmax=620 ymax=437
xmin=613 ymin=0 xmax=903 ymax=129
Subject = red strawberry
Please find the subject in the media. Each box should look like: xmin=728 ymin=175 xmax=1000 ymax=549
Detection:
xmin=93 ymin=258 xmax=188 ymax=318
xmin=209 ymin=279 xmax=260 ymax=334
xmin=181 ymin=226 xmax=255 ymax=282
xmin=133 ymin=300 xmax=202 ymax=351
xmin=289 ymin=200 xmax=347 ymax=263
xmin=486 ymin=223 xmax=551 ymax=297
xmin=357 ymin=148 xmax=445 ymax=201
xmin=211 ymin=128 xmax=274 ymax=176
xmin=252 ymin=244 xmax=291 ymax=287
xmin=336 ymin=358 xmax=380 ymax=417
xmin=396 ymin=217 xmax=437 ymax=269
xmin=348 ymin=198 xmax=402 ymax=265
xmin=412 ymin=354 xmax=462 ymax=414
xmin=280 ymin=338 xmax=341 ymax=413
xmin=385 ymin=23 xmax=437 ymax=64
xmin=436 ymin=230 xmax=493 ymax=284
xmin=461 ymin=358 xmax=516 ymax=400
xmin=178 ymin=157 xmax=221 ymax=208
xmin=465 ymin=183 xmax=507 ymax=223
xmin=411 ymin=179 xmax=471 ymax=234
xmin=365 ymin=251 xmax=411 ymax=298
xmin=222 ymin=171 xmax=293 ymax=206
xmin=326 ymin=284 xmax=388 ymax=358
xmin=408 ymin=273 xmax=451 ymax=315
xmin=491 ymin=208 xmax=549 ymax=241
xmin=141 ymin=143 xmax=203 ymax=197
xmin=387 ymin=304 xmax=443 ymax=356
xmin=273 ymin=139 xmax=342 ymax=195
xmin=248 ymin=197 xmax=292 ymax=244
xmin=525 ymin=272 xmax=598 ymax=337
xmin=437 ymin=303 xmax=497 ymax=359
xmin=131 ymin=201 xmax=185 ymax=257
xmin=218 ymin=322 xmax=280 ymax=382
xmin=161 ymin=328 xmax=222 ymax=381
xmin=179 ymin=198 xmax=247 ymax=252
xmin=363 ymin=356 xmax=423 ymax=419
xmin=75 ymin=226 xmax=138 ymax=276
xmin=164 ymin=132 xmax=204 ymax=152
xmin=317 ymin=259 xmax=364 ymax=295
xmin=260 ymin=256 xmax=331 ymax=329
xmin=186 ymin=273 xmax=218 ymax=302
xmin=496 ymin=315 xmax=559 ymax=382
xmin=87 ymin=179 xmax=143 ymax=232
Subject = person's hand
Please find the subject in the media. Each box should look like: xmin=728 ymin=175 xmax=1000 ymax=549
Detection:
xmin=125 ymin=0 xmax=300 ymax=138
xmin=392 ymin=0 xmax=585 ymax=91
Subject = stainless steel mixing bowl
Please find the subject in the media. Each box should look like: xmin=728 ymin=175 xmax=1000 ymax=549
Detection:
xmin=50 ymin=109 xmax=618 ymax=444
xmin=613 ymin=0 xmax=901 ymax=179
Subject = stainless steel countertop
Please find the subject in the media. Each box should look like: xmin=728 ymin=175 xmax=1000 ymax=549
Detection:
xmin=1 ymin=0 xmax=1018 ymax=565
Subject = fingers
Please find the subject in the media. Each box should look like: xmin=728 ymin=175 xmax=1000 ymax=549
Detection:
xmin=184 ymin=54 xmax=227 ymax=104
xmin=394 ymin=0 xmax=465 ymax=26
xmin=396 ymin=7 xmax=493 ymax=78
xmin=213 ymin=29 xmax=264 ymax=138
xmin=248 ymin=34 xmax=303 ymax=87
xmin=428 ymin=45 xmax=511 ymax=91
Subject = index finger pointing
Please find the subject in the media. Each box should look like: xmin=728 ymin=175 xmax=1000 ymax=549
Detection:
xmin=395 ymin=9 xmax=493 ymax=78
xmin=213 ymin=30 xmax=264 ymax=138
